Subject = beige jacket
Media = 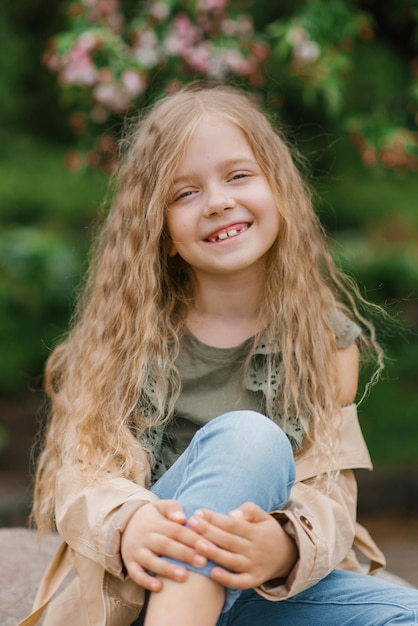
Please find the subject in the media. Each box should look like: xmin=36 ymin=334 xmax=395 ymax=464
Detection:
xmin=19 ymin=404 xmax=385 ymax=626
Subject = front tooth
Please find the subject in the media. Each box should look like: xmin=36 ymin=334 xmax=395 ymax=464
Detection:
xmin=218 ymin=232 xmax=228 ymax=240
xmin=227 ymin=229 xmax=238 ymax=237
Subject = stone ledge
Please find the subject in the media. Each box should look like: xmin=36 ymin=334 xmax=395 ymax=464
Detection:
xmin=0 ymin=528 xmax=61 ymax=626
xmin=2 ymin=528 xmax=415 ymax=626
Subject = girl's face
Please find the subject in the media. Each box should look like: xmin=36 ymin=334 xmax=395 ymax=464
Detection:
xmin=166 ymin=116 xmax=280 ymax=282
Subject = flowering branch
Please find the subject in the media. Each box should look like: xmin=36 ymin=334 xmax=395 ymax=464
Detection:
xmin=43 ymin=0 xmax=418 ymax=173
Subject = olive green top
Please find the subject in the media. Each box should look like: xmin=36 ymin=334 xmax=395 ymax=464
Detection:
xmin=141 ymin=311 xmax=361 ymax=483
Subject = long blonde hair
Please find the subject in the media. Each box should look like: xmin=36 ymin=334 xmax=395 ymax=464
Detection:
xmin=32 ymin=83 xmax=383 ymax=532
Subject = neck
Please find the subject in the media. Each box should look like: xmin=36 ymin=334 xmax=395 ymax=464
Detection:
xmin=186 ymin=268 xmax=265 ymax=348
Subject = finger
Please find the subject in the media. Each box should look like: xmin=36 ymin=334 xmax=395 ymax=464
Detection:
xmin=155 ymin=499 xmax=187 ymax=524
xmin=162 ymin=519 xmax=203 ymax=548
xmin=141 ymin=511 xmax=203 ymax=550
xmin=189 ymin=518 xmax=249 ymax=555
xmin=147 ymin=533 xmax=208 ymax=568
xmin=210 ymin=566 xmax=256 ymax=590
xmin=229 ymin=502 xmax=269 ymax=523
xmin=190 ymin=510 xmax=248 ymax=537
xmin=190 ymin=510 xmax=258 ymax=550
xmin=128 ymin=547 xmax=190 ymax=585
xmin=129 ymin=568 xmax=162 ymax=591
xmin=195 ymin=538 xmax=249 ymax=573
xmin=125 ymin=560 xmax=165 ymax=591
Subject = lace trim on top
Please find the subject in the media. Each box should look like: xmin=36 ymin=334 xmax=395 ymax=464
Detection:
xmin=138 ymin=311 xmax=361 ymax=482
xmin=140 ymin=338 xmax=302 ymax=482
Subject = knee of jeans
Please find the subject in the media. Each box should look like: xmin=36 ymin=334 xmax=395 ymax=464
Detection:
xmin=206 ymin=410 xmax=295 ymax=481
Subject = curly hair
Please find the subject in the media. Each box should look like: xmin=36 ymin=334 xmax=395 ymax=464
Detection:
xmin=32 ymin=83 xmax=384 ymax=532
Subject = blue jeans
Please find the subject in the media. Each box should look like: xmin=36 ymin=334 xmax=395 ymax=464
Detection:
xmin=217 ymin=571 xmax=418 ymax=625
xmin=133 ymin=411 xmax=418 ymax=624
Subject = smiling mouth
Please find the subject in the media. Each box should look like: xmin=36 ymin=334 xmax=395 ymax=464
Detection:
xmin=206 ymin=223 xmax=250 ymax=243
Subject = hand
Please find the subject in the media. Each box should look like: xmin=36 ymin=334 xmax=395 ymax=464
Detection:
xmin=188 ymin=502 xmax=298 ymax=590
xmin=121 ymin=499 xmax=207 ymax=592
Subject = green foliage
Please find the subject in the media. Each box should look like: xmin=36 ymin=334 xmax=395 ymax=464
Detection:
xmin=267 ymin=0 xmax=369 ymax=115
xmin=359 ymin=341 xmax=418 ymax=466
xmin=0 ymin=11 xmax=27 ymax=124
xmin=322 ymin=139 xmax=418 ymax=344
xmin=0 ymin=133 xmax=107 ymax=393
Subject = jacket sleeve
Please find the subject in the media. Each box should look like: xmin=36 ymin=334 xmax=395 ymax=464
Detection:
xmin=256 ymin=404 xmax=379 ymax=600
xmin=54 ymin=463 xmax=159 ymax=580
xmin=257 ymin=469 xmax=358 ymax=600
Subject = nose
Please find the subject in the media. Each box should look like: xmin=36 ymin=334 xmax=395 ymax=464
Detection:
xmin=203 ymin=184 xmax=236 ymax=216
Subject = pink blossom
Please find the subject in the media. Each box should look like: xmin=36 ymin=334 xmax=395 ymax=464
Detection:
xmin=174 ymin=14 xmax=191 ymax=33
xmin=236 ymin=16 xmax=253 ymax=37
xmin=59 ymin=32 xmax=102 ymax=88
xmin=197 ymin=0 xmax=226 ymax=11
xmin=293 ymin=40 xmax=320 ymax=63
xmin=121 ymin=69 xmax=146 ymax=97
xmin=237 ymin=56 xmax=256 ymax=75
xmin=77 ymin=32 xmax=99 ymax=52
xmin=60 ymin=45 xmax=98 ymax=86
xmin=82 ymin=0 xmax=120 ymax=16
xmin=223 ymin=49 xmax=245 ymax=73
xmin=185 ymin=42 xmax=211 ymax=73
xmin=81 ymin=0 xmax=124 ymax=31
xmin=222 ymin=49 xmax=255 ymax=75
xmin=164 ymin=33 xmax=187 ymax=55
xmin=165 ymin=14 xmax=201 ymax=55
xmin=220 ymin=19 xmax=237 ymax=36
xmin=82 ymin=0 xmax=116 ymax=8
xmin=132 ymin=27 xmax=160 ymax=67
xmin=286 ymin=27 xmax=308 ymax=46
xmin=93 ymin=82 xmax=130 ymax=111
xmin=149 ymin=1 xmax=170 ymax=22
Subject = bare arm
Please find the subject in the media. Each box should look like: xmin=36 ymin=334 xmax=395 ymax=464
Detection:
xmin=337 ymin=340 xmax=359 ymax=405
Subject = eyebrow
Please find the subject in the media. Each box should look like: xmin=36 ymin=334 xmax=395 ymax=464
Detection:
xmin=172 ymin=157 xmax=257 ymax=185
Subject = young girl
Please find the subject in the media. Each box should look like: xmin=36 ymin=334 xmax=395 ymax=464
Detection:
xmin=22 ymin=83 xmax=418 ymax=626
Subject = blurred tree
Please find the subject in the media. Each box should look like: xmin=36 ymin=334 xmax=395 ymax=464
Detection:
xmin=1 ymin=0 xmax=72 ymax=140
xmin=39 ymin=0 xmax=417 ymax=172
xmin=0 ymin=0 xmax=107 ymax=395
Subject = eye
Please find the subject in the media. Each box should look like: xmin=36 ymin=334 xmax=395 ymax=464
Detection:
xmin=170 ymin=188 xmax=196 ymax=203
xmin=176 ymin=189 xmax=194 ymax=200
xmin=230 ymin=172 xmax=250 ymax=181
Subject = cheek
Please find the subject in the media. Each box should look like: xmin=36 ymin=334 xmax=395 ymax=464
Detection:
xmin=167 ymin=211 xmax=193 ymax=239
xmin=166 ymin=208 xmax=183 ymax=233
xmin=166 ymin=213 xmax=190 ymax=257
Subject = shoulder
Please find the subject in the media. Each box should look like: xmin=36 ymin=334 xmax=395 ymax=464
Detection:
xmin=336 ymin=341 xmax=359 ymax=404
xmin=328 ymin=309 xmax=361 ymax=349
